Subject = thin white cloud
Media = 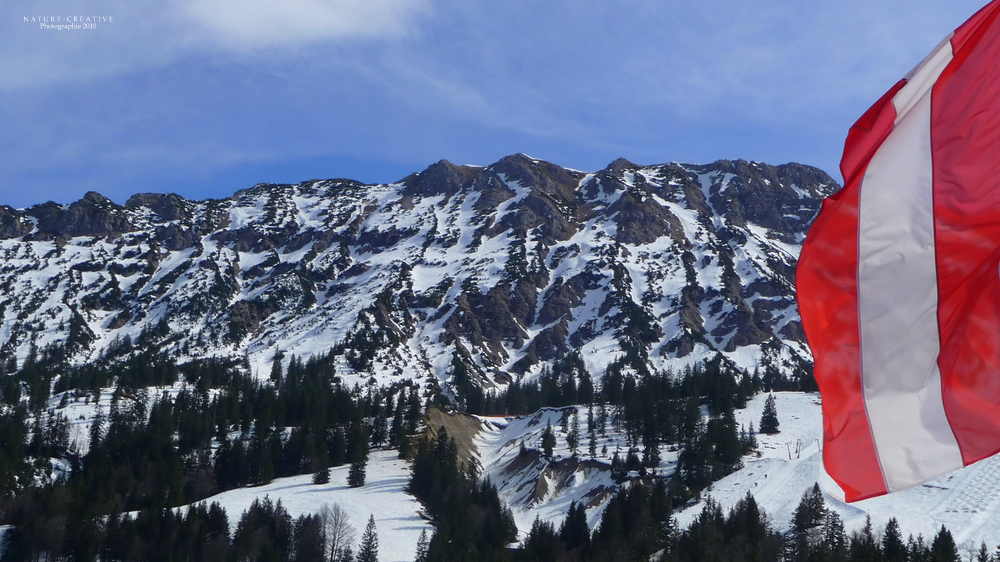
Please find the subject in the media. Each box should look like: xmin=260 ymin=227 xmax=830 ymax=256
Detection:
xmin=181 ymin=0 xmax=431 ymax=50
xmin=0 ymin=0 xmax=431 ymax=91
xmin=0 ymin=0 xmax=993 ymax=208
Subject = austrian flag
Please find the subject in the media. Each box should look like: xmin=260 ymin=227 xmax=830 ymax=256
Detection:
xmin=798 ymin=0 xmax=1000 ymax=502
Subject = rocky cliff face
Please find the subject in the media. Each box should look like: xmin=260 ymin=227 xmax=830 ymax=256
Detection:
xmin=0 ymin=154 xmax=837 ymax=388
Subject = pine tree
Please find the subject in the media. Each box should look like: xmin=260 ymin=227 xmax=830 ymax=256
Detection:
xmin=270 ymin=353 xmax=284 ymax=388
xmin=976 ymin=542 xmax=990 ymax=562
xmin=642 ymin=431 xmax=660 ymax=469
xmin=909 ymin=534 xmax=930 ymax=562
xmin=930 ymin=525 xmax=959 ymax=562
xmin=294 ymin=514 xmax=326 ymax=562
xmin=882 ymin=517 xmax=907 ymax=562
xmin=523 ymin=517 xmax=561 ymax=561
xmin=610 ymin=452 xmax=626 ymax=483
xmin=414 ymin=530 xmax=429 ymax=562
xmin=357 ymin=515 xmax=379 ymax=562
xmin=331 ymin=426 xmax=348 ymax=466
xmin=792 ymin=483 xmax=827 ymax=533
xmin=389 ymin=404 xmax=404 ymax=447
xmin=88 ymin=406 xmax=104 ymax=457
xmin=559 ymin=501 xmax=590 ymax=551
xmin=625 ymin=447 xmax=640 ymax=472
xmin=823 ymin=510 xmax=847 ymax=561
xmin=759 ymin=393 xmax=780 ymax=434
xmin=598 ymin=399 xmax=608 ymax=436
xmin=313 ymin=443 xmax=331 ymax=485
xmin=567 ymin=410 xmax=580 ymax=456
xmin=849 ymin=516 xmax=879 ymax=562
xmin=406 ymin=387 xmax=422 ymax=435
xmin=347 ymin=422 xmax=369 ymax=487
xmin=312 ymin=464 xmax=330 ymax=485
xmin=541 ymin=420 xmax=556 ymax=459
xmin=348 ymin=459 xmax=366 ymax=488
xmin=792 ymin=483 xmax=827 ymax=557
xmin=746 ymin=422 xmax=759 ymax=451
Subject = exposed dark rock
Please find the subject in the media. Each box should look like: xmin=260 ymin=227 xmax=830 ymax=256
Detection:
xmin=779 ymin=320 xmax=807 ymax=341
xmin=125 ymin=193 xmax=193 ymax=222
xmin=517 ymin=320 xmax=570 ymax=370
xmin=746 ymin=278 xmax=787 ymax=298
xmin=491 ymin=154 xmax=582 ymax=199
xmin=473 ymin=175 xmax=516 ymax=212
xmin=688 ymin=160 xmax=837 ymax=243
xmin=154 ymin=224 xmax=197 ymax=251
xmin=0 ymin=206 xmax=32 ymax=239
xmin=678 ymin=285 xmax=704 ymax=334
xmin=536 ymin=273 xmax=601 ymax=326
xmin=607 ymin=192 xmax=685 ymax=245
xmin=356 ymin=226 xmax=420 ymax=253
xmin=212 ymin=227 xmax=269 ymax=253
xmin=226 ymin=299 xmax=278 ymax=342
xmin=444 ymin=285 xmax=529 ymax=363
xmin=402 ymin=160 xmax=481 ymax=198
xmin=29 ymin=191 xmax=135 ymax=237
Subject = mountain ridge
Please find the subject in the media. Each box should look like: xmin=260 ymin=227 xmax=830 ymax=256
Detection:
xmin=0 ymin=154 xmax=838 ymax=391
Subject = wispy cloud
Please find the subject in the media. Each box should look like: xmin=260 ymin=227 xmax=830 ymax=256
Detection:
xmin=0 ymin=0 xmax=992 ymax=208
xmin=181 ymin=0 xmax=431 ymax=50
xmin=0 ymin=0 xmax=432 ymax=91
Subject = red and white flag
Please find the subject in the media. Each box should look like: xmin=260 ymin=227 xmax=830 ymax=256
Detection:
xmin=798 ymin=1 xmax=1000 ymax=502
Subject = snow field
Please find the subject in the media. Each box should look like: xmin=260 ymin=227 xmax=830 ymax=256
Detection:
xmin=182 ymin=449 xmax=432 ymax=562
xmin=475 ymin=406 xmax=675 ymax=538
xmin=677 ymin=392 xmax=1000 ymax=549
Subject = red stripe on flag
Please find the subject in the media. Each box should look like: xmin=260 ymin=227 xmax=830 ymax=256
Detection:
xmin=799 ymin=82 xmax=904 ymax=500
xmin=951 ymin=0 xmax=1000 ymax=52
xmin=799 ymin=191 xmax=887 ymax=501
xmin=933 ymin=3 xmax=1000 ymax=465
xmin=841 ymin=80 xmax=908 ymax=183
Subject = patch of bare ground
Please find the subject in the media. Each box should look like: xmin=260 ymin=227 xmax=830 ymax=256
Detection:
xmin=419 ymin=407 xmax=484 ymax=470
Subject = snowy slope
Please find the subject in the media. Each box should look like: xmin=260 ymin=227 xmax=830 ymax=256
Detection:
xmin=457 ymin=394 xmax=1000 ymax=548
xmin=48 ymin=386 xmax=1000 ymax=550
xmin=180 ymin=449 xmax=432 ymax=562
xmin=676 ymin=392 xmax=1000 ymax=549
xmin=474 ymin=408 xmax=647 ymax=537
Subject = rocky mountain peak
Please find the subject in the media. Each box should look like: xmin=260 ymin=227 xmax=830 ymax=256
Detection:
xmin=125 ymin=193 xmax=194 ymax=222
xmin=402 ymin=159 xmax=482 ymax=197
xmin=604 ymin=157 xmax=640 ymax=177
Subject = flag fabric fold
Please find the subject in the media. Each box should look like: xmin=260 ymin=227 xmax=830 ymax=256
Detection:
xmin=798 ymin=0 xmax=1000 ymax=502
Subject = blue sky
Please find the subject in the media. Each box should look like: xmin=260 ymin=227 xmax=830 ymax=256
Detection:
xmin=0 ymin=1 xmax=989 ymax=208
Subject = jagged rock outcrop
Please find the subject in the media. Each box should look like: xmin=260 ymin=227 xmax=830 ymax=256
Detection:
xmin=29 ymin=191 xmax=135 ymax=237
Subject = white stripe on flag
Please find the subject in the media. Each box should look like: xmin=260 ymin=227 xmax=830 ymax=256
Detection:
xmin=857 ymin=39 xmax=963 ymax=492
xmin=897 ymin=34 xmax=955 ymax=122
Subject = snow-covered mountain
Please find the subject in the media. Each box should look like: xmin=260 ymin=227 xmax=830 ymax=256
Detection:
xmin=0 ymin=154 xmax=837 ymax=386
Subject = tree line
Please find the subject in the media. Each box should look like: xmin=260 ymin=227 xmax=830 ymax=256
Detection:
xmin=0 ymin=349 xmax=426 ymax=560
xmin=2 ymin=497 xmax=383 ymax=562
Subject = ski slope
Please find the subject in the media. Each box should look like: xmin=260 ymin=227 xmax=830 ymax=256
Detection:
xmin=676 ymin=392 xmax=1000 ymax=550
